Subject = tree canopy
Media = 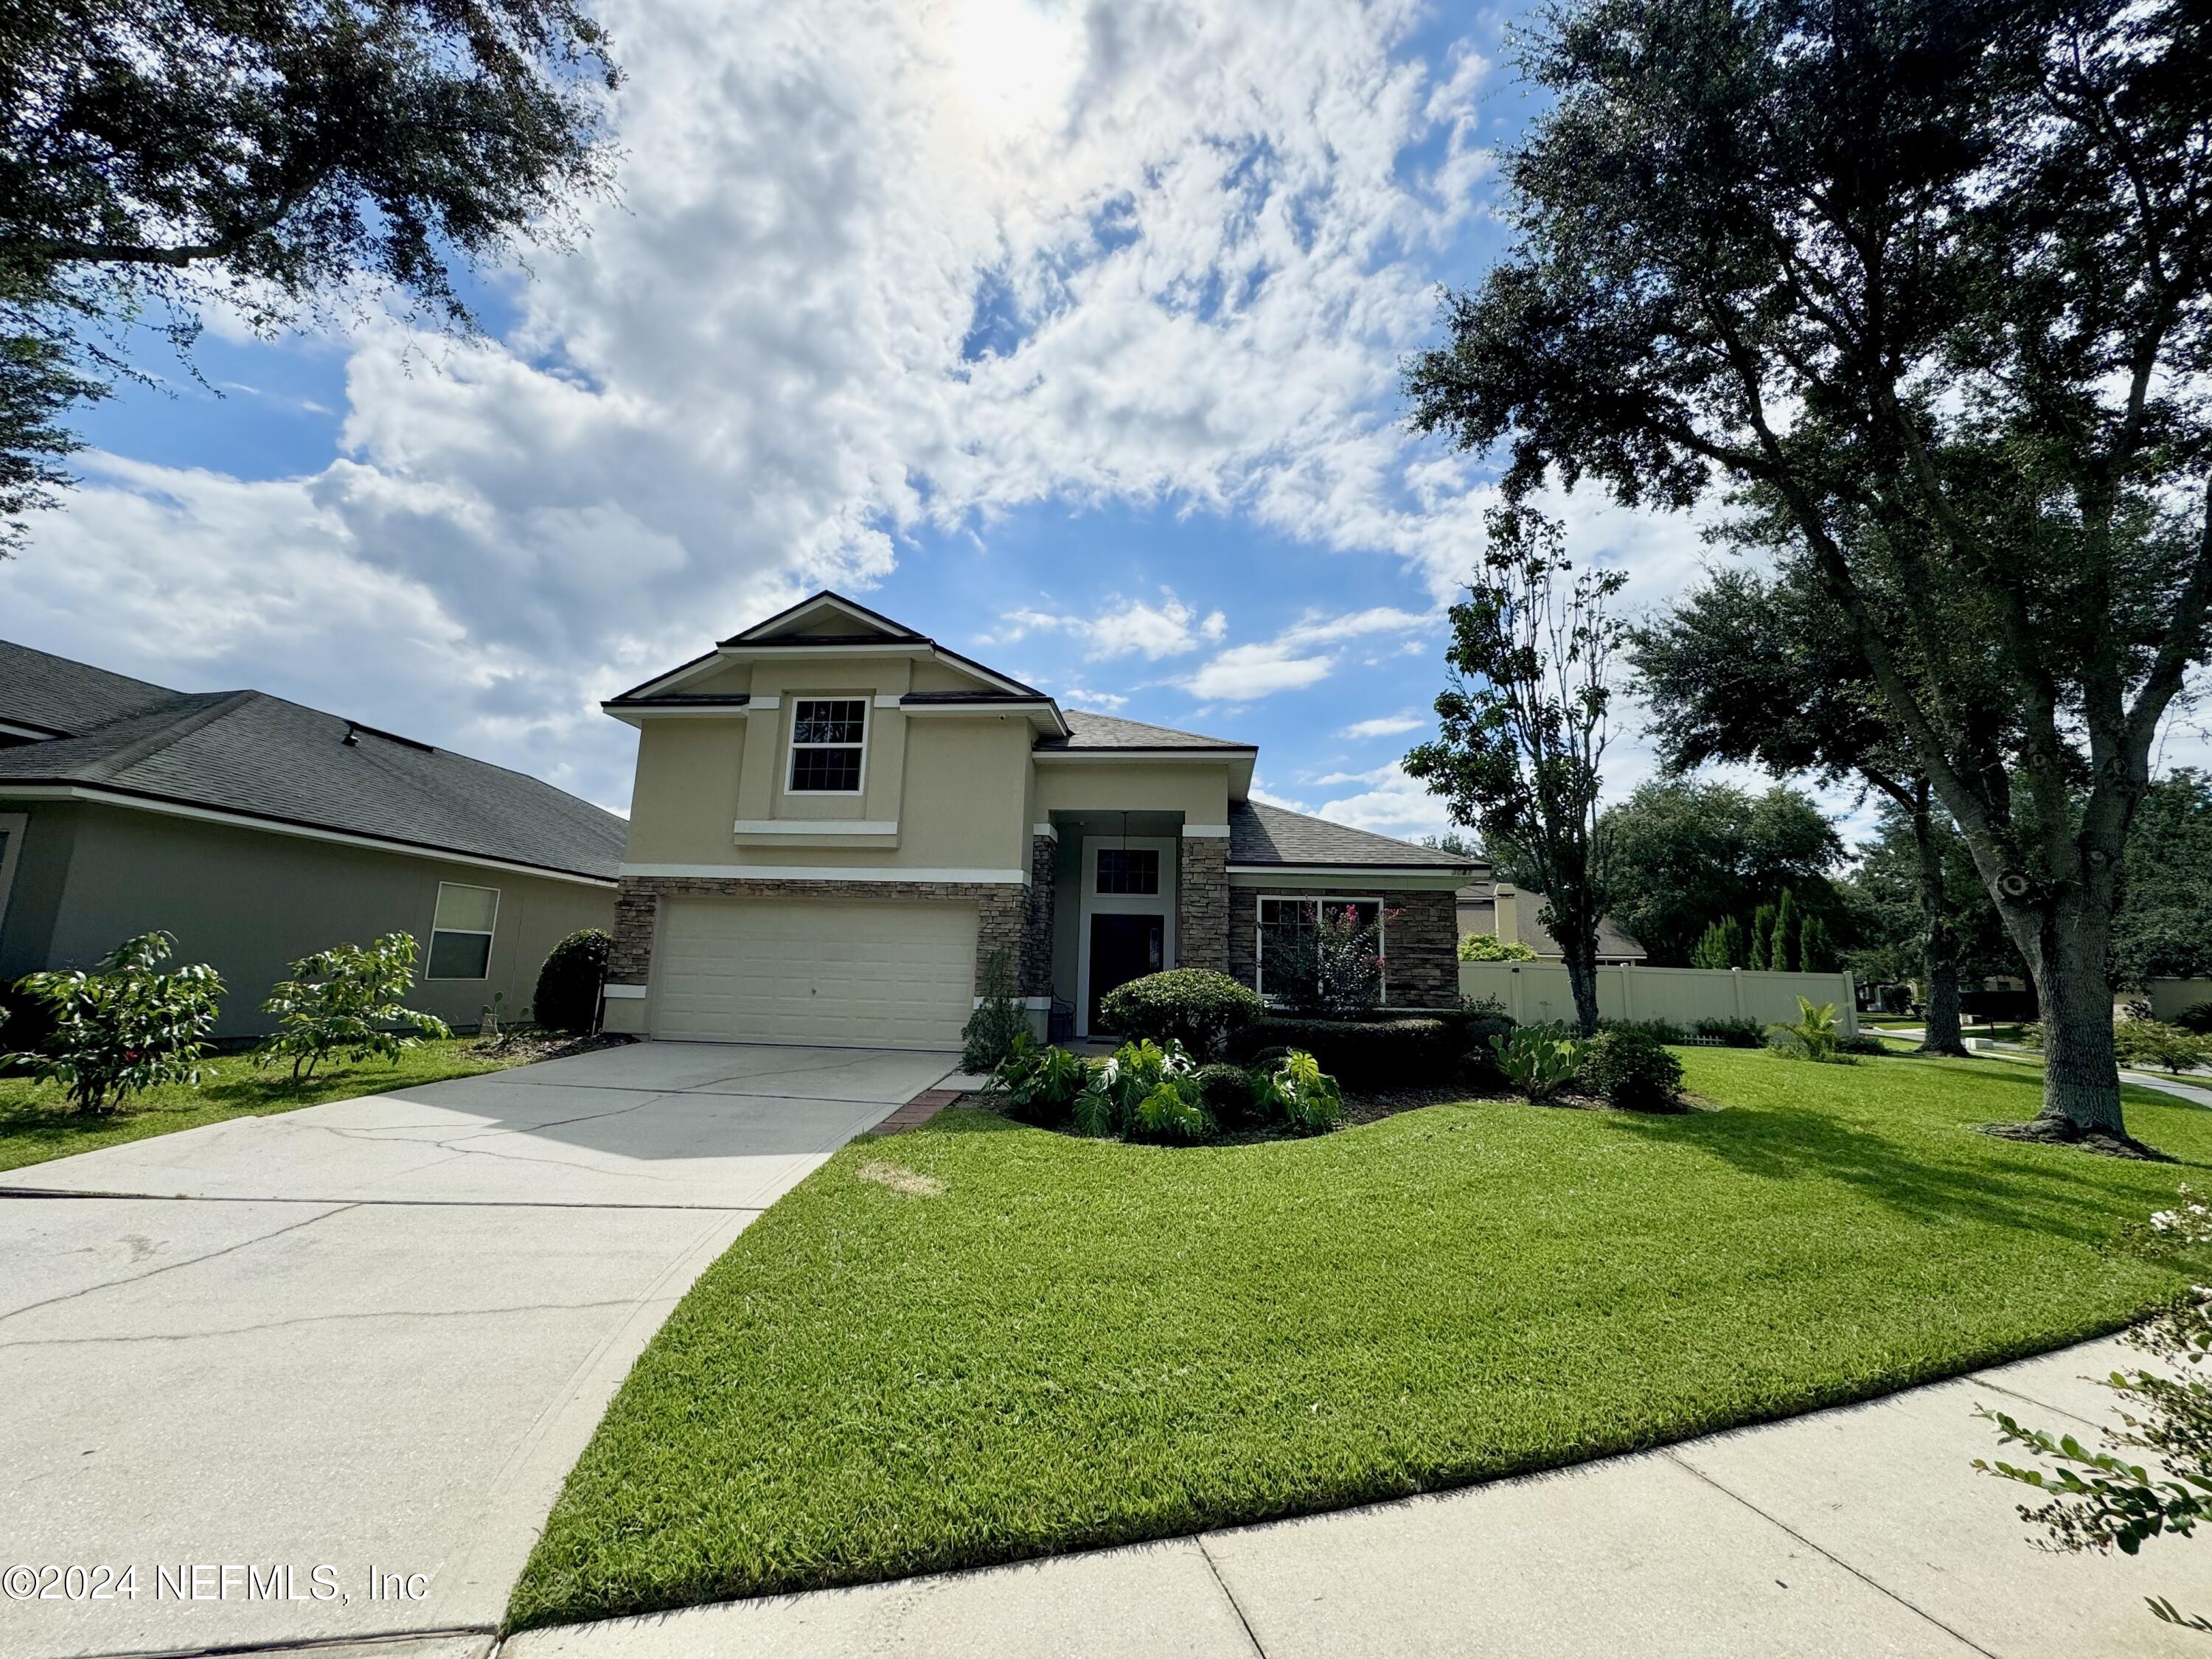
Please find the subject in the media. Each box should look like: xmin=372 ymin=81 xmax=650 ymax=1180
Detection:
xmin=0 ymin=0 xmax=619 ymax=546
xmin=1597 ymin=778 xmax=1846 ymax=967
xmin=1405 ymin=0 xmax=2212 ymax=1143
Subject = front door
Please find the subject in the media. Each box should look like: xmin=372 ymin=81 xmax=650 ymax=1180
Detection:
xmin=1089 ymin=914 xmax=1164 ymax=1032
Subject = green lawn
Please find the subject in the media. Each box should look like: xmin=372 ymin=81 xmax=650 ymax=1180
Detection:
xmin=509 ymin=1049 xmax=2212 ymax=1631
xmin=0 ymin=1038 xmax=528 ymax=1173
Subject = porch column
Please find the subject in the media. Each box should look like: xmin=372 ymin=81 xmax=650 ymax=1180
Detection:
xmin=1178 ymin=827 xmax=1231 ymax=971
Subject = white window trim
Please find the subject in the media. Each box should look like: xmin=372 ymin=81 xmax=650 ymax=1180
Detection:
xmin=427 ymin=880 xmax=501 ymax=981
xmin=1075 ymin=835 xmax=1178 ymax=1038
xmin=784 ymin=696 xmax=869 ymax=796
xmin=1253 ymin=894 xmax=1389 ymax=1005
xmin=0 ymin=812 xmax=25 ymax=950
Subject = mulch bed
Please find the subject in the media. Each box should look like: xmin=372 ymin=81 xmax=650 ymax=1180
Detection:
xmin=473 ymin=1030 xmax=638 ymax=1066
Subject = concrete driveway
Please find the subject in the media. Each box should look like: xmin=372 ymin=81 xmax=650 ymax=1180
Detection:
xmin=0 ymin=1041 xmax=954 ymax=1659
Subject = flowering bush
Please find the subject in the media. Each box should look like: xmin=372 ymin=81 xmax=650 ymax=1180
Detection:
xmin=1262 ymin=904 xmax=1398 ymax=1016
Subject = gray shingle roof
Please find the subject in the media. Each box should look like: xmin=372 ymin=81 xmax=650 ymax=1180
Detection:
xmin=1230 ymin=800 xmax=1481 ymax=869
xmin=0 ymin=640 xmax=179 ymax=738
xmin=1039 ymin=711 xmax=1254 ymax=751
xmin=0 ymin=642 xmax=627 ymax=880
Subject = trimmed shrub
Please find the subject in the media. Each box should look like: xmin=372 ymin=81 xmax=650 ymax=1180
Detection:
xmin=1459 ymin=931 xmax=1537 ymax=961
xmin=533 ymin=929 xmax=611 ymax=1034
xmin=1836 ymin=1032 xmax=1889 ymax=1056
xmin=1226 ymin=1015 xmax=1464 ymax=1088
xmin=1694 ymin=1016 xmax=1766 ymax=1048
xmin=1599 ymin=1016 xmax=1693 ymax=1045
xmin=1096 ymin=969 xmax=1263 ymax=1060
xmin=1580 ymin=1029 xmax=1684 ymax=1111
xmin=1194 ymin=1060 xmax=1262 ymax=1124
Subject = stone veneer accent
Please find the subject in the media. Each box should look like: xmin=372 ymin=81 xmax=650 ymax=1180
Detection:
xmin=1226 ymin=886 xmax=1458 ymax=1009
xmin=1023 ymin=834 xmax=1057 ymax=997
xmin=610 ymin=875 xmax=1029 ymax=998
xmin=1177 ymin=838 xmax=1230 ymax=972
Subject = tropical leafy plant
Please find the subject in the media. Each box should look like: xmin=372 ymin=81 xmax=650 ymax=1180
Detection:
xmin=1767 ymin=997 xmax=1845 ymax=1063
xmin=1253 ymin=1048 xmax=1343 ymax=1134
xmin=1490 ymin=1024 xmax=1585 ymax=1102
xmin=252 ymin=933 xmax=452 ymax=1084
xmin=992 ymin=1032 xmax=1088 ymax=1127
xmin=7 ymin=930 xmax=225 ymax=1113
xmin=1070 ymin=1037 xmax=1208 ymax=1143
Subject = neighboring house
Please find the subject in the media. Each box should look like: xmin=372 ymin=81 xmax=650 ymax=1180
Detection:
xmin=0 ymin=641 xmax=625 ymax=1038
xmin=1456 ymin=881 xmax=1649 ymax=965
xmin=602 ymin=591 xmax=1486 ymax=1049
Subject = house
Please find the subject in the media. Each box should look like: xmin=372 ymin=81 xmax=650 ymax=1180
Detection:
xmin=602 ymin=591 xmax=1485 ymax=1048
xmin=1456 ymin=881 xmax=1649 ymax=964
xmin=0 ymin=641 xmax=625 ymax=1037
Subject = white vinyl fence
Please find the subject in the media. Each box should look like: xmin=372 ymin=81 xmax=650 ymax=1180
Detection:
xmin=1459 ymin=961 xmax=1860 ymax=1037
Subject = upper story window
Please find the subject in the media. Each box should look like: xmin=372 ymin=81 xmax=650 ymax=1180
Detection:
xmin=1095 ymin=847 xmax=1159 ymax=894
xmin=787 ymin=698 xmax=866 ymax=793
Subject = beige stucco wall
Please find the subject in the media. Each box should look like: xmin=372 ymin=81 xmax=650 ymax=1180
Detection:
xmin=3 ymin=801 xmax=612 ymax=1038
xmin=623 ymin=719 xmax=745 ymax=865
xmin=1033 ymin=761 xmax=1231 ymax=823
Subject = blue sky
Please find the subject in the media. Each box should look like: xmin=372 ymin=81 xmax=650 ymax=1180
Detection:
xmin=14 ymin=1 xmax=2189 ymax=840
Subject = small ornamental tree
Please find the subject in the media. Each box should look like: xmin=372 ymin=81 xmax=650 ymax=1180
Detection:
xmin=7 ymin=930 xmax=224 ymax=1114
xmin=1405 ymin=505 xmax=1626 ymax=1037
xmin=252 ymin=933 xmax=452 ymax=1084
xmin=1262 ymin=904 xmax=1395 ymax=1017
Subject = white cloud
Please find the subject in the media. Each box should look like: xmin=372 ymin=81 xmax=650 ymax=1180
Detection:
xmin=1057 ymin=686 xmax=1129 ymax=712
xmin=1341 ymin=712 xmax=1422 ymax=739
xmin=1184 ymin=641 xmax=1336 ymax=702
xmin=12 ymin=0 xmax=1501 ymax=807
xmin=987 ymin=591 xmax=1224 ymax=661
xmin=1178 ymin=603 xmax=1431 ymax=703
xmin=1316 ymin=759 xmax=1450 ymax=838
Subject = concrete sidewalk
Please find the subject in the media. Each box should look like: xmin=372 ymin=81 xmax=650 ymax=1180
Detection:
xmin=495 ymin=1332 xmax=2212 ymax=1659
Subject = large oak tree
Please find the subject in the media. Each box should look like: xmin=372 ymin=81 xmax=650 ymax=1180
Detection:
xmin=1 ymin=0 xmax=619 ymax=546
xmin=1406 ymin=0 xmax=2212 ymax=1150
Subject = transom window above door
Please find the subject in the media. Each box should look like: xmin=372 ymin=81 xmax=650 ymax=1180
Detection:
xmin=787 ymin=698 xmax=866 ymax=793
xmin=1095 ymin=847 xmax=1159 ymax=894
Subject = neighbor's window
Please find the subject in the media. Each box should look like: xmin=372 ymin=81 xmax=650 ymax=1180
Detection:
xmin=428 ymin=882 xmax=500 ymax=979
xmin=787 ymin=698 xmax=866 ymax=793
xmin=1095 ymin=847 xmax=1160 ymax=895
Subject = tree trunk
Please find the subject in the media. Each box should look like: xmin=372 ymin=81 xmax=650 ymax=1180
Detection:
xmin=1910 ymin=800 xmax=1968 ymax=1057
xmin=1564 ymin=953 xmax=1601 ymax=1039
xmin=1984 ymin=883 xmax=2148 ymax=1154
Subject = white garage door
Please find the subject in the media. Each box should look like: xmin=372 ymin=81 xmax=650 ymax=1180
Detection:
xmin=652 ymin=897 xmax=979 ymax=1049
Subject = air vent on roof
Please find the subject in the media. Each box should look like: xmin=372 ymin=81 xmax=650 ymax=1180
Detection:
xmin=342 ymin=719 xmax=435 ymax=753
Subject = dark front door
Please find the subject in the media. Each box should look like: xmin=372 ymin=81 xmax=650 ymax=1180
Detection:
xmin=1089 ymin=914 xmax=1164 ymax=1032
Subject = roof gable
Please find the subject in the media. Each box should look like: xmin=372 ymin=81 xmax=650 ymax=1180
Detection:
xmin=1229 ymin=800 xmax=1483 ymax=871
xmin=720 ymin=591 xmax=925 ymax=647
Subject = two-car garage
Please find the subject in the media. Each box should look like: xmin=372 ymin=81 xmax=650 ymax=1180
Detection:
xmin=648 ymin=896 xmax=979 ymax=1051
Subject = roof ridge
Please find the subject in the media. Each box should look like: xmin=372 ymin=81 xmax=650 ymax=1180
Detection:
xmin=80 ymin=689 xmax=257 ymax=782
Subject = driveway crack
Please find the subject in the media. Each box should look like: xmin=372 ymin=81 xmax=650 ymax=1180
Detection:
xmin=0 ymin=1297 xmax=640 ymax=1348
xmin=0 ymin=1203 xmax=356 ymax=1326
